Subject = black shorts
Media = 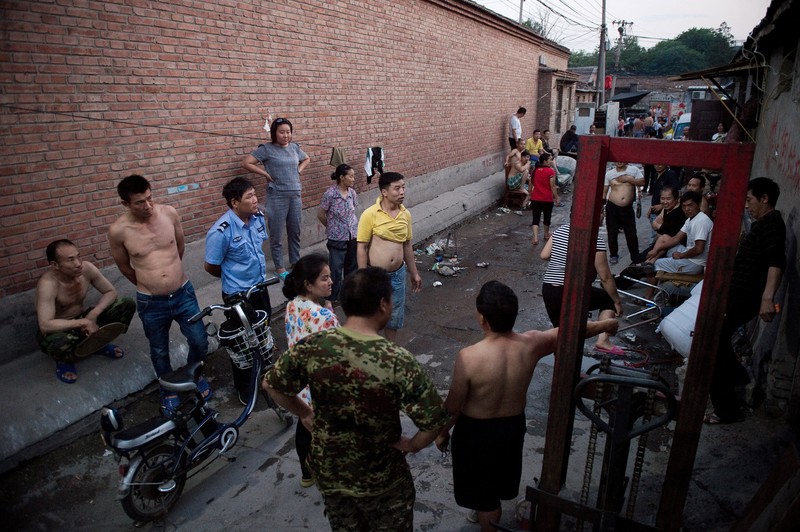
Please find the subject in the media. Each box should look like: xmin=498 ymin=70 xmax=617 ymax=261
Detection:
xmin=530 ymin=200 xmax=554 ymax=226
xmin=542 ymin=282 xmax=615 ymax=327
xmin=452 ymin=413 xmax=526 ymax=512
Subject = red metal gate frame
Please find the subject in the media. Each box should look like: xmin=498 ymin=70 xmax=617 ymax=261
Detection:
xmin=533 ymin=136 xmax=755 ymax=531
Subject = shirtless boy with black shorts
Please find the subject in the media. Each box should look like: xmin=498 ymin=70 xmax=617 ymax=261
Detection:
xmin=436 ymin=281 xmax=618 ymax=531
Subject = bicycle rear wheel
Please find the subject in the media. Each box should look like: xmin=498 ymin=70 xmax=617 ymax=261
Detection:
xmin=121 ymin=444 xmax=186 ymax=523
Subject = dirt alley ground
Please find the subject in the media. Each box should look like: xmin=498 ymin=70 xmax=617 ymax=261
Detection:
xmin=2 ymin=196 xmax=798 ymax=531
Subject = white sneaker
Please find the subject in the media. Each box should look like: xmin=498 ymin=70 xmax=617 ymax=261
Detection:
xmin=466 ymin=509 xmax=478 ymax=523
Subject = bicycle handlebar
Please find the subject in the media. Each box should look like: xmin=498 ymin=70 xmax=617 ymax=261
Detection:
xmin=188 ymin=277 xmax=279 ymax=324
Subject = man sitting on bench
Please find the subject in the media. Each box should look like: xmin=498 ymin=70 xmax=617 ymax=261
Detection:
xmin=640 ymin=191 xmax=712 ymax=299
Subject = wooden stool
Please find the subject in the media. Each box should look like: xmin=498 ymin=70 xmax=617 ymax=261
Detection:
xmin=503 ymin=166 xmax=529 ymax=209
xmin=655 ymin=271 xmax=704 ymax=289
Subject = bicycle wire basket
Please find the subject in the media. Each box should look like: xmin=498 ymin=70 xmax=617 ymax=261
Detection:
xmin=217 ymin=310 xmax=273 ymax=370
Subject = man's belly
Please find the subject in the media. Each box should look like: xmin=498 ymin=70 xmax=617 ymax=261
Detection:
xmin=134 ymin=261 xmax=188 ymax=295
xmin=367 ymin=237 xmax=405 ymax=271
xmin=609 ymin=186 xmax=635 ymax=207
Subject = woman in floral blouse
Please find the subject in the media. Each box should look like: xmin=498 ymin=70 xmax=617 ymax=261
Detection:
xmin=317 ymin=164 xmax=358 ymax=303
xmin=282 ymin=253 xmax=339 ymax=487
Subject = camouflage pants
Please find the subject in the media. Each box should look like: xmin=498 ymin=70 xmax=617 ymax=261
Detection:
xmin=37 ymin=297 xmax=136 ymax=363
xmin=322 ymin=469 xmax=414 ymax=532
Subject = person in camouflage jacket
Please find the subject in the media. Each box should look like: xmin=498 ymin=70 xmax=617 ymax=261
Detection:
xmin=264 ymin=267 xmax=449 ymax=531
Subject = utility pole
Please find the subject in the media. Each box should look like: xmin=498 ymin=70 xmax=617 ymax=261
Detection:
xmin=609 ymin=20 xmax=633 ymax=101
xmin=597 ymin=0 xmax=607 ymax=106
xmin=519 ymin=0 xmax=525 ymax=24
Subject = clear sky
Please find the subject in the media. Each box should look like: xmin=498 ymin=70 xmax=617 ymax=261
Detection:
xmin=471 ymin=0 xmax=772 ymax=53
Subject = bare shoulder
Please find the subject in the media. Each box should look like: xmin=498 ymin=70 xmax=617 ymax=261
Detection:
xmin=159 ymin=203 xmax=179 ymax=220
xmin=108 ymin=213 xmax=130 ymax=238
xmin=455 ymin=340 xmax=492 ymax=372
xmin=81 ymin=260 xmax=102 ymax=279
xmin=519 ymin=329 xmax=558 ymax=355
xmin=456 ymin=342 xmax=480 ymax=365
xmin=36 ymin=270 xmax=57 ymax=294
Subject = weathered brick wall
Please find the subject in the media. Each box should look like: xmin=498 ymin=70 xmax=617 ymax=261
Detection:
xmin=0 ymin=0 xmax=569 ymax=297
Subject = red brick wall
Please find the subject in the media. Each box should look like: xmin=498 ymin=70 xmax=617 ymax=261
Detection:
xmin=0 ymin=0 xmax=569 ymax=296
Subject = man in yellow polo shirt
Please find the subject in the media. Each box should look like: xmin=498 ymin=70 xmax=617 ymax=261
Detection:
xmin=525 ymin=129 xmax=543 ymax=164
xmin=357 ymin=172 xmax=422 ymax=342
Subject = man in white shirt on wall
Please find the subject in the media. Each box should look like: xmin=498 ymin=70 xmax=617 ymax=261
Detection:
xmin=508 ymin=107 xmax=526 ymax=149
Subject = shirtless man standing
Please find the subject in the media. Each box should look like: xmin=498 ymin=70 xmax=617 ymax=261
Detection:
xmin=356 ymin=172 xmax=422 ymax=342
xmin=36 ymin=239 xmax=135 ymax=383
xmin=108 ymin=175 xmax=210 ymax=413
xmin=435 ymin=281 xmax=618 ymax=530
xmin=603 ymin=162 xmax=645 ymax=265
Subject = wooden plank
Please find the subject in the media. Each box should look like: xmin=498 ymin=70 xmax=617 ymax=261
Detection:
xmin=606 ymin=138 xmax=730 ymax=170
xmin=535 ymin=134 xmax=608 ymax=530
xmin=656 ymin=142 xmax=755 ymax=529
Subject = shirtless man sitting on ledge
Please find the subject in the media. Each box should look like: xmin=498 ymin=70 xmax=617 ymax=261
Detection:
xmin=36 ymin=239 xmax=135 ymax=383
xmin=356 ymin=172 xmax=422 ymax=342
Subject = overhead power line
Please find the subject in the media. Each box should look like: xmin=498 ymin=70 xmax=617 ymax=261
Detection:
xmin=533 ymin=0 xmax=599 ymax=30
xmin=551 ymin=0 xmax=601 ymax=26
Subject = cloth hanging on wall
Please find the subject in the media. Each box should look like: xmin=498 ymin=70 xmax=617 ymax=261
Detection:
xmin=329 ymin=147 xmax=346 ymax=167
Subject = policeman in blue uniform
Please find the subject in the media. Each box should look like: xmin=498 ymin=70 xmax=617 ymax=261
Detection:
xmin=204 ymin=177 xmax=272 ymax=404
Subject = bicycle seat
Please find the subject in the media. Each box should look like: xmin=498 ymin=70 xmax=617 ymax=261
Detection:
xmin=111 ymin=415 xmax=178 ymax=452
xmin=159 ymin=360 xmax=204 ymax=392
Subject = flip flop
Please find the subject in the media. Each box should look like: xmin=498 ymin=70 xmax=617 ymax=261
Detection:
xmin=594 ymin=345 xmax=625 ymax=356
xmin=277 ymin=271 xmax=289 ymax=281
xmin=197 ymin=378 xmax=213 ymax=402
xmin=56 ymin=362 xmax=78 ymax=384
xmin=161 ymin=390 xmax=180 ymax=417
xmin=95 ymin=343 xmax=125 ymax=359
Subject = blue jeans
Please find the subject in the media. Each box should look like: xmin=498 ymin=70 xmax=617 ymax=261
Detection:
xmin=136 ymin=280 xmax=209 ymax=377
xmin=266 ymin=190 xmax=302 ymax=270
xmin=327 ymin=238 xmax=358 ymax=302
xmin=387 ymin=263 xmax=406 ymax=331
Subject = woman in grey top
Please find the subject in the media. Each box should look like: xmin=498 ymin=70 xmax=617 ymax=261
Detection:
xmin=242 ymin=118 xmax=311 ymax=278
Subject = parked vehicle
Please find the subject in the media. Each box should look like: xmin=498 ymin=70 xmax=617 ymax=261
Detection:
xmin=99 ymin=278 xmax=291 ymax=523
xmin=666 ymin=113 xmax=692 ymax=140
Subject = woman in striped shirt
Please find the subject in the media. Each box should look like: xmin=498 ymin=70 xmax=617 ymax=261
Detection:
xmin=540 ymin=223 xmax=624 ymax=355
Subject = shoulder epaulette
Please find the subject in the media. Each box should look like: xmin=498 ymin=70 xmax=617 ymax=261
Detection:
xmin=216 ymin=221 xmax=230 ymax=232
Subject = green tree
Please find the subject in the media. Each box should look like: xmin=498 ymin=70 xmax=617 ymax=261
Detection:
xmin=569 ymin=49 xmax=598 ymax=68
xmin=674 ymin=27 xmax=736 ymax=65
xmin=613 ymin=36 xmax=646 ymax=74
xmin=642 ymin=42 xmax=706 ymax=74
xmin=568 ymin=24 xmax=738 ymax=76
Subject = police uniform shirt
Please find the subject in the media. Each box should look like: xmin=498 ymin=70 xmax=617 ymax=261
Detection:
xmin=205 ymin=209 xmax=268 ymax=295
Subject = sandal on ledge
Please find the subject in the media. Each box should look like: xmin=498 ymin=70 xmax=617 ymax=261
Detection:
xmin=161 ymin=393 xmax=180 ymax=417
xmin=56 ymin=362 xmax=78 ymax=384
xmin=95 ymin=343 xmax=125 ymax=359
xmin=197 ymin=378 xmax=213 ymax=402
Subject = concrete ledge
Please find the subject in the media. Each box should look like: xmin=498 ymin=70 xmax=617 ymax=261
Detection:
xmin=0 ymin=170 xmax=505 ymax=469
